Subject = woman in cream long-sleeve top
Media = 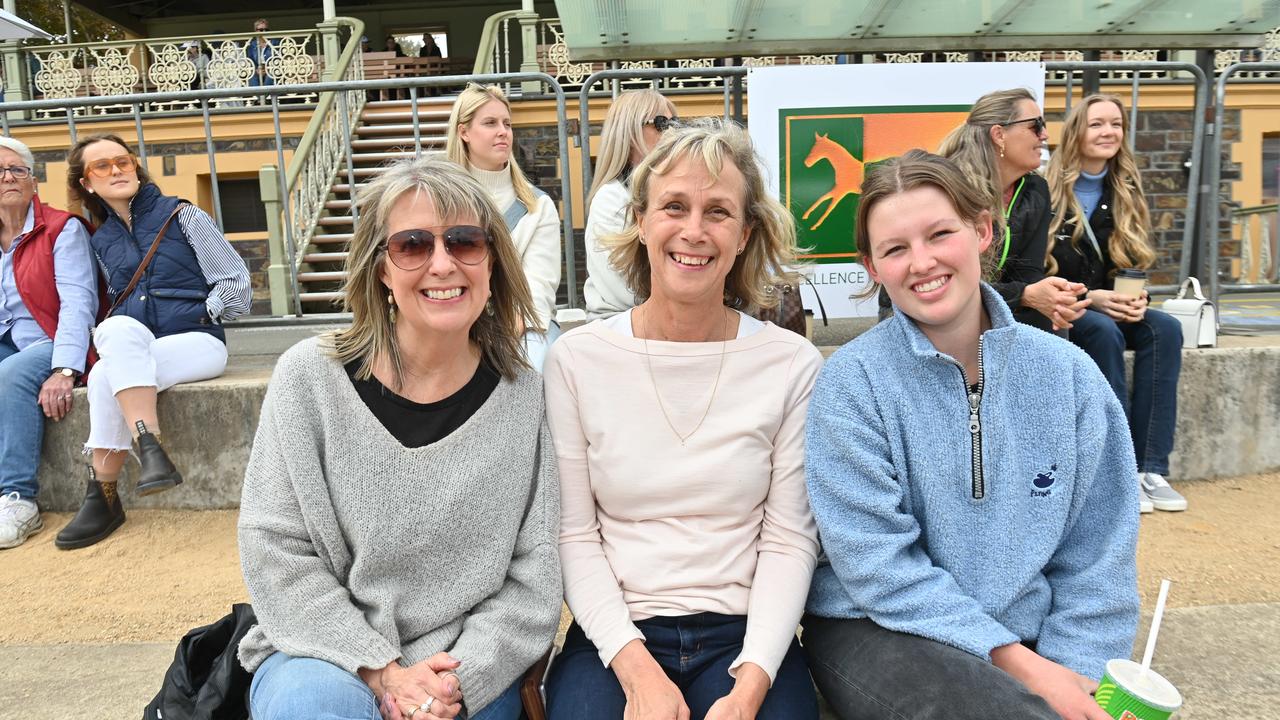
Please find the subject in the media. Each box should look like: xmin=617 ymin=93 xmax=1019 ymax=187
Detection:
xmin=446 ymin=83 xmax=562 ymax=371
xmin=543 ymin=119 xmax=822 ymax=720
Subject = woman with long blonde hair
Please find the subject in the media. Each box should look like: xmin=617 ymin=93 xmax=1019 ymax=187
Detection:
xmin=938 ymin=88 xmax=1088 ymax=333
xmin=446 ymin=83 xmax=562 ymax=369
xmin=1047 ymin=94 xmax=1187 ymax=513
xmin=583 ymin=89 xmax=678 ymax=318
xmin=238 ymin=158 xmax=561 ymax=720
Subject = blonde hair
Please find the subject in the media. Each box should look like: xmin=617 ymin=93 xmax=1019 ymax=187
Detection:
xmin=1046 ymin=94 xmax=1155 ymax=275
xmin=445 ymin=83 xmax=538 ymax=212
xmin=855 ymin=150 xmax=996 ymax=300
xmin=603 ymin=117 xmax=798 ymax=311
xmin=324 ymin=158 xmax=536 ymax=385
xmin=588 ymin=90 xmax=675 ymax=207
xmin=938 ymin=87 xmax=1038 ymax=241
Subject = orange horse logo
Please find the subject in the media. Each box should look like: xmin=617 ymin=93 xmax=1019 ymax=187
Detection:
xmin=801 ymin=132 xmax=865 ymax=231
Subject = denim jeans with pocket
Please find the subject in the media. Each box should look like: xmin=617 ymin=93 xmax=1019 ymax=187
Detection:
xmin=545 ymin=612 xmax=818 ymax=720
xmin=1068 ymin=307 xmax=1182 ymax=475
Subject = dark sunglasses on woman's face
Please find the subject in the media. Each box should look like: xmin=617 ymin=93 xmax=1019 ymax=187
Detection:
xmin=1001 ymin=116 xmax=1046 ymax=134
xmin=645 ymin=115 xmax=678 ymax=132
xmin=384 ymin=225 xmax=490 ymax=270
xmin=85 ymin=154 xmax=138 ymax=178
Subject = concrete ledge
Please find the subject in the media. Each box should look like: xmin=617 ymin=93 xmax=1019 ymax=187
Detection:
xmin=34 ymin=344 xmax=1280 ymax=510
xmin=36 ymin=366 xmax=270 ymax=512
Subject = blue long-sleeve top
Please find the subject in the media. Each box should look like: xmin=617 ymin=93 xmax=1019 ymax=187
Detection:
xmin=0 ymin=202 xmax=98 ymax=371
xmin=804 ymin=283 xmax=1140 ymax=680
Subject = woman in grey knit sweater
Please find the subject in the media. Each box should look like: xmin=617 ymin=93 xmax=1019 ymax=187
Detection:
xmin=237 ymin=159 xmax=561 ymax=720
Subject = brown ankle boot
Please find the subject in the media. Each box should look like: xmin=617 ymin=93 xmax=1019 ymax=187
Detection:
xmin=55 ymin=469 xmax=125 ymax=550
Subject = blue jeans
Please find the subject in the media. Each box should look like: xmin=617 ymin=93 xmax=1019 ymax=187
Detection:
xmin=0 ymin=332 xmax=54 ymax=499
xmin=546 ymin=613 xmax=819 ymax=720
xmin=1069 ymin=308 xmax=1182 ymax=475
xmin=250 ymin=651 xmax=524 ymax=720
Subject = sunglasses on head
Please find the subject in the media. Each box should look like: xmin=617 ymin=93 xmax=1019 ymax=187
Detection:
xmin=645 ymin=115 xmax=678 ymax=132
xmin=1001 ymin=116 xmax=1046 ymax=134
xmin=85 ymin=154 xmax=138 ymax=179
xmin=384 ymin=225 xmax=490 ymax=270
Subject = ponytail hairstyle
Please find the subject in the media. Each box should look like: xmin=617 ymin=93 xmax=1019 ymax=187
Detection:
xmin=1046 ymin=93 xmax=1154 ymax=274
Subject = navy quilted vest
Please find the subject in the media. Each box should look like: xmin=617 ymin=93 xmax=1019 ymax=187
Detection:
xmin=90 ymin=183 xmax=224 ymax=342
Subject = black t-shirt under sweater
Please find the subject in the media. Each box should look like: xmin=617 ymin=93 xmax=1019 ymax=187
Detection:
xmin=344 ymin=360 xmax=499 ymax=449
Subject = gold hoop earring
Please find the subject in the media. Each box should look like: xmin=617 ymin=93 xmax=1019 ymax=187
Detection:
xmin=387 ymin=292 xmax=397 ymax=323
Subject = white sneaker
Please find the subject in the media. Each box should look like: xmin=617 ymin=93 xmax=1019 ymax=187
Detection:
xmin=0 ymin=492 xmax=42 ymax=549
xmin=1141 ymin=473 xmax=1188 ymax=512
xmin=1139 ymin=493 xmax=1154 ymax=514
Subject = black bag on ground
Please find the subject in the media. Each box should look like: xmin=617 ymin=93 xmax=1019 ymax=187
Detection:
xmin=143 ymin=603 xmax=257 ymax=720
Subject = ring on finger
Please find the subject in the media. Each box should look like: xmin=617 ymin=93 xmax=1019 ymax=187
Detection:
xmin=422 ymin=696 xmax=435 ymax=713
xmin=404 ymin=704 xmax=419 ymax=718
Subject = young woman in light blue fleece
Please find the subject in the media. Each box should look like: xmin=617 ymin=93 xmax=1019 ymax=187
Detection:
xmin=801 ymin=150 xmax=1140 ymax=720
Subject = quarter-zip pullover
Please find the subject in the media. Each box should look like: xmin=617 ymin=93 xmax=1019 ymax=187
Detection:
xmin=804 ymin=283 xmax=1140 ymax=681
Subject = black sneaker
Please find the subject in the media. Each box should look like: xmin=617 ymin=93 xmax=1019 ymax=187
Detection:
xmin=55 ymin=472 xmax=125 ymax=550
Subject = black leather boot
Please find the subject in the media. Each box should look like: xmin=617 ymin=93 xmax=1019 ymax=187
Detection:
xmin=55 ymin=470 xmax=125 ymax=550
xmin=135 ymin=421 xmax=183 ymax=496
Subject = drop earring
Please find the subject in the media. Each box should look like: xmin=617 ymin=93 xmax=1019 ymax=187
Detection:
xmin=998 ymin=145 xmax=1005 ymax=159
xmin=485 ymin=300 xmax=495 ymax=316
xmin=387 ymin=292 xmax=397 ymax=323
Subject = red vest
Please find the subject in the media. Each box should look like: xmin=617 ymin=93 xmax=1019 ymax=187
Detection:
xmin=10 ymin=196 xmax=98 ymax=373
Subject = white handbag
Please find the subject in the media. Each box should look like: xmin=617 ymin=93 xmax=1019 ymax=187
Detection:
xmin=1160 ymin=277 xmax=1217 ymax=348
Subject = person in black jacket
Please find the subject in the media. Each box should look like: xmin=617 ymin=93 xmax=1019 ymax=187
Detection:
xmin=1047 ymin=94 xmax=1187 ymax=514
xmin=938 ymin=89 xmax=1088 ymax=333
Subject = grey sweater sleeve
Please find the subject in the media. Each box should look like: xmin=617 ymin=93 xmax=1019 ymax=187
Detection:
xmin=444 ymin=420 xmax=562 ymax=713
xmin=237 ymin=361 xmax=400 ymax=675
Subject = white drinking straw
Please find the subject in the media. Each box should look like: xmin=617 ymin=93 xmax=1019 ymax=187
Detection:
xmin=1141 ymin=578 xmax=1172 ymax=673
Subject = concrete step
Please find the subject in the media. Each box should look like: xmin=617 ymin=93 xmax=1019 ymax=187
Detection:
xmin=300 ymin=291 xmax=344 ymax=303
xmin=355 ymin=123 xmax=449 ymax=136
xmin=302 ymin=251 xmax=348 ymax=264
xmin=297 ymin=270 xmax=347 ymax=282
xmin=350 ymin=150 xmax=417 ymax=164
xmin=351 ymin=137 xmax=438 ymax=151
xmin=311 ymin=232 xmax=352 ymax=245
xmin=316 ymin=215 xmax=353 ymax=227
xmin=324 ymin=199 xmax=351 ymax=211
xmin=34 ymin=339 xmax=1280 ymax=510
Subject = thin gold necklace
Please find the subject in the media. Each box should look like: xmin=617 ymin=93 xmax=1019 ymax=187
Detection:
xmin=637 ymin=305 xmax=731 ymax=446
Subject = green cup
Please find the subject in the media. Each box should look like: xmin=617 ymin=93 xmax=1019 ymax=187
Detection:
xmin=1095 ymin=659 xmax=1183 ymax=719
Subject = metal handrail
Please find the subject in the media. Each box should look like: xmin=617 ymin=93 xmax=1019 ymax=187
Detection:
xmin=1209 ymin=62 xmax=1280 ymax=301
xmin=283 ymin=18 xmax=363 ymax=192
xmin=473 ymin=9 xmax=532 ymax=75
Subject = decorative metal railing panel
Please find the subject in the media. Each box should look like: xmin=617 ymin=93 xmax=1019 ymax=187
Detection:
xmin=27 ymin=30 xmax=324 ymax=116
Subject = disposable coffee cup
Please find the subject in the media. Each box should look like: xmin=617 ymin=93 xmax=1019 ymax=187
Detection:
xmin=1095 ymin=659 xmax=1182 ymax=719
xmin=1113 ymin=269 xmax=1147 ymax=299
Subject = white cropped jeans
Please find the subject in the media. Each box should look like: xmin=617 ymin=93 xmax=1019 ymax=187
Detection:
xmin=85 ymin=316 xmax=228 ymax=452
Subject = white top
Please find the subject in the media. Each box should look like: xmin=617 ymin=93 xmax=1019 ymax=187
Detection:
xmin=583 ymin=180 xmax=635 ymax=319
xmin=543 ymin=319 xmax=823 ymax=681
xmin=470 ymin=166 xmax=562 ymax=328
xmin=603 ymin=308 xmax=765 ymax=339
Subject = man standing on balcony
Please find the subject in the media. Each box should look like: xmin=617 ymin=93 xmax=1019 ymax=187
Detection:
xmin=247 ymin=18 xmax=276 ymax=88
xmin=0 ymin=136 xmax=98 ymax=550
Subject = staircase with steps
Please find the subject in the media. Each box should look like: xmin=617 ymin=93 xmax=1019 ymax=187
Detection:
xmin=296 ymin=96 xmax=457 ymax=310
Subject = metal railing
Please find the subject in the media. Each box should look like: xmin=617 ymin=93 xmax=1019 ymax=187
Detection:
xmin=25 ymin=28 xmax=332 ymax=116
xmin=1208 ymin=62 xmax=1280 ymax=305
xmin=574 ymin=62 xmax=1208 ymax=297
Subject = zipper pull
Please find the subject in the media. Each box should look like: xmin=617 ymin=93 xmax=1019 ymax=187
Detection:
xmin=968 ymin=392 xmax=981 ymax=434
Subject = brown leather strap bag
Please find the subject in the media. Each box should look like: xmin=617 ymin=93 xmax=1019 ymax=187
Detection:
xmin=106 ymin=203 xmax=188 ymax=316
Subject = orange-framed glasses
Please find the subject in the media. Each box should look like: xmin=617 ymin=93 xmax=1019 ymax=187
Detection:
xmin=85 ymin=154 xmax=138 ymax=179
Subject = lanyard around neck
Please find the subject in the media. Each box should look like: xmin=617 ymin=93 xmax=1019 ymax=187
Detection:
xmin=998 ymin=176 xmax=1026 ymax=271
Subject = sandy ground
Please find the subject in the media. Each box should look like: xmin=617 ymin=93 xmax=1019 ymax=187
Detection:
xmin=2 ymin=473 xmax=1278 ymax=647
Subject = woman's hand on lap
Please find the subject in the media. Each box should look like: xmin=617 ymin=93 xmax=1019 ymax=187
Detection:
xmin=1088 ymin=288 xmax=1146 ymax=323
xmin=991 ymin=644 xmax=1111 ymax=720
xmin=612 ymin=640 xmax=690 ymax=720
xmin=703 ymin=662 xmax=769 ymax=720
xmin=1023 ymin=277 xmax=1090 ymax=329
xmin=363 ymin=655 xmax=464 ymax=719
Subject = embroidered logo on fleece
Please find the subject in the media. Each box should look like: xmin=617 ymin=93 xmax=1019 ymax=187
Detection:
xmin=1031 ymin=464 xmax=1057 ymax=497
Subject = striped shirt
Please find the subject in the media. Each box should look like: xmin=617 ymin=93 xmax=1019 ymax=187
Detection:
xmin=177 ymin=205 xmax=253 ymax=321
